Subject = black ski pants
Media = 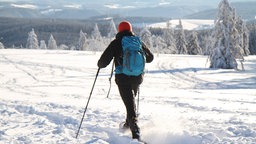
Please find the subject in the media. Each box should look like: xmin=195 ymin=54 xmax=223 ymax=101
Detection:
xmin=118 ymin=84 xmax=138 ymax=121
xmin=115 ymin=73 xmax=143 ymax=138
xmin=117 ymin=83 xmax=140 ymax=138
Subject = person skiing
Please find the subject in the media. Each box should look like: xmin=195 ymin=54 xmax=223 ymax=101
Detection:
xmin=97 ymin=21 xmax=154 ymax=141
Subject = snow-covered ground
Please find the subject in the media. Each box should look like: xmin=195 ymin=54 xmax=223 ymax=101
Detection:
xmin=0 ymin=49 xmax=256 ymax=144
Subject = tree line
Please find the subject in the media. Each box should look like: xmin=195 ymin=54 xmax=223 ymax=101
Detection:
xmin=0 ymin=17 xmax=255 ymax=56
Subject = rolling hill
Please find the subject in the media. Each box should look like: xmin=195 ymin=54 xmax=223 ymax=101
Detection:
xmin=185 ymin=1 xmax=256 ymax=20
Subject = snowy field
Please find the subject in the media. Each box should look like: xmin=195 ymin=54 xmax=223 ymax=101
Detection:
xmin=0 ymin=49 xmax=256 ymax=144
xmin=148 ymin=19 xmax=214 ymax=30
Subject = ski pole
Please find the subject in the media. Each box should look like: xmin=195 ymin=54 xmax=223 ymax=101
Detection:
xmin=76 ymin=68 xmax=100 ymax=139
xmin=106 ymin=61 xmax=114 ymax=98
xmin=137 ymin=87 xmax=140 ymax=117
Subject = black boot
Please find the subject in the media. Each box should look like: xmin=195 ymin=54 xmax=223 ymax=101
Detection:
xmin=132 ymin=129 xmax=140 ymax=140
xmin=130 ymin=118 xmax=141 ymax=140
xmin=120 ymin=121 xmax=129 ymax=129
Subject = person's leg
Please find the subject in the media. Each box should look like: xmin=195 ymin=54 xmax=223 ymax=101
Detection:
xmin=117 ymin=84 xmax=140 ymax=139
xmin=118 ymin=84 xmax=136 ymax=121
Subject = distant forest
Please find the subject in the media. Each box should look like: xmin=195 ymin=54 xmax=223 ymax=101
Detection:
xmin=0 ymin=17 xmax=256 ymax=55
xmin=0 ymin=16 xmax=166 ymax=48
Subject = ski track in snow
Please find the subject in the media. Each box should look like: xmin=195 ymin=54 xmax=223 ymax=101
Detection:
xmin=0 ymin=49 xmax=256 ymax=144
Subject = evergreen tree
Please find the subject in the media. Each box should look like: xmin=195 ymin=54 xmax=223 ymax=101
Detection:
xmin=48 ymin=34 xmax=58 ymax=50
xmin=39 ymin=40 xmax=47 ymax=49
xmin=236 ymin=16 xmax=250 ymax=56
xmin=154 ymin=35 xmax=167 ymax=54
xmin=163 ymin=21 xmax=176 ymax=54
xmin=78 ymin=30 xmax=88 ymax=51
xmin=89 ymin=23 xmax=104 ymax=51
xmin=0 ymin=41 xmax=4 ymax=49
xmin=229 ymin=9 xmax=243 ymax=60
xmin=70 ymin=46 xmax=76 ymax=51
xmin=91 ymin=23 xmax=102 ymax=41
xmin=108 ymin=19 xmax=117 ymax=39
xmin=26 ymin=28 xmax=39 ymax=49
xmin=210 ymin=44 xmax=227 ymax=68
xmin=187 ymin=31 xmax=202 ymax=55
xmin=200 ymin=30 xmax=213 ymax=55
xmin=210 ymin=0 xmax=246 ymax=69
xmin=249 ymin=22 xmax=256 ymax=54
xmin=59 ymin=44 xmax=69 ymax=50
xmin=175 ymin=19 xmax=187 ymax=54
xmin=140 ymin=26 xmax=153 ymax=49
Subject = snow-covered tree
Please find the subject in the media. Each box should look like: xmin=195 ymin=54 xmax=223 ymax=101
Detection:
xmin=0 ymin=42 xmax=4 ymax=49
xmin=229 ymin=9 xmax=244 ymax=60
xmin=154 ymin=35 xmax=167 ymax=54
xmin=210 ymin=44 xmax=227 ymax=69
xmin=78 ymin=30 xmax=88 ymax=51
xmin=163 ymin=21 xmax=176 ymax=54
xmin=249 ymin=23 xmax=256 ymax=55
xmin=39 ymin=40 xmax=47 ymax=49
xmin=89 ymin=23 xmax=105 ymax=51
xmin=175 ymin=19 xmax=187 ymax=54
xmin=26 ymin=28 xmax=39 ymax=49
xmin=70 ymin=46 xmax=76 ymax=51
xmin=209 ymin=0 xmax=246 ymax=69
xmin=108 ymin=19 xmax=117 ymax=39
xmin=140 ymin=26 xmax=153 ymax=49
xmin=48 ymin=34 xmax=58 ymax=50
xmin=59 ymin=44 xmax=69 ymax=50
xmin=202 ymin=30 xmax=214 ymax=55
xmin=91 ymin=23 xmax=102 ymax=41
xmin=187 ymin=31 xmax=202 ymax=55
xmin=236 ymin=16 xmax=250 ymax=56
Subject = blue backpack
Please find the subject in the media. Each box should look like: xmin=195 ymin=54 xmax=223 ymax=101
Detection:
xmin=116 ymin=36 xmax=146 ymax=76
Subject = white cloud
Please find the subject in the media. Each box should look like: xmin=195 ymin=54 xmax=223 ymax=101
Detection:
xmin=11 ymin=3 xmax=37 ymax=9
xmin=41 ymin=9 xmax=63 ymax=15
xmin=104 ymin=4 xmax=120 ymax=9
xmin=159 ymin=2 xmax=170 ymax=6
xmin=64 ymin=4 xmax=82 ymax=9
xmin=122 ymin=5 xmax=136 ymax=9
xmin=159 ymin=0 xmax=171 ymax=6
xmin=104 ymin=3 xmax=136 ymax=9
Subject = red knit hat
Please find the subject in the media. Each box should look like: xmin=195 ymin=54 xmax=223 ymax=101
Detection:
xmin=118 ymin=21 xmax=132 ymax=32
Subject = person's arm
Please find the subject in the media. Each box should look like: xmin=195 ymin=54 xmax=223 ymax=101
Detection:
xmin=142 ymin=42 xmax=154 ymax=63
xmin=97 ymin=41 xmax=115 ymax=68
